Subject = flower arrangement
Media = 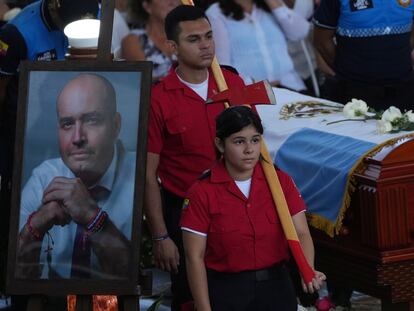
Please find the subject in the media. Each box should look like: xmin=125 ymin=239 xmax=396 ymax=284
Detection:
xmin=329 ymin=98 xmax=414 ymax=134
xmin=343 ymin=98 xmax=369 ymax=118
xmin=377 ymin=106 xmax=414 ymax=134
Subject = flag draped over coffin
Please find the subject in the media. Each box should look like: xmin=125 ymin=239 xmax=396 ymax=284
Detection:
xmin=258 ymin=88 xmax=414 ymax=237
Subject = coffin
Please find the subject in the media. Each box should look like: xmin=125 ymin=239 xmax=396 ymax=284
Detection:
xmin=314 ymin=136 xmax=414 ymax=311
xmin=257 ymin=88 xmax=414 ymax=311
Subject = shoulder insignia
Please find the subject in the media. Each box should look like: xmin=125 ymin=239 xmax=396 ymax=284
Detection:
xmin=350 ymin=0 xmax=373 ymax=11
xmin=0 ymin=40 xmax=9 ymax=56
xmin=182 ymin=198 xmax=190 ymax=210
xmin=398 ymin=0 xmax=412 ymax=7
xmin=35 ymin=49 xmax=57 ymax=61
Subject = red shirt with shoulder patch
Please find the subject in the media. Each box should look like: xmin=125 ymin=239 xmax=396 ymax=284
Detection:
xmin=180 ymin=161 xmax=306 ymax=272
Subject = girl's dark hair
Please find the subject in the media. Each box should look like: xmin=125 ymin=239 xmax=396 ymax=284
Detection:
xmin=218 ymin=0 xmax=270 ymax=20
xmin=216 ymin=106 xmax=263 ymax=141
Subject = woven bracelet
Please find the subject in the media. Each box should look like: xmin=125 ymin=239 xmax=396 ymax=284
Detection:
xmin=86 ymin=211 xmax=108 ymax=235
xmin=152 ymin=234 xmax=170 ymax=241
xmin=86 ymin=208 xmax=103 ymax=231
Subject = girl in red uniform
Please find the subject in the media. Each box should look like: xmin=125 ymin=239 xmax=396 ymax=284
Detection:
xmin=180 ymin=106 xmax=325 ymax=311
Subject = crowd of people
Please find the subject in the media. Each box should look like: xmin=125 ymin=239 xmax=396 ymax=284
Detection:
xmin=0 ymin=0 xmax=414 ymax=310
xmin=115 ymin=0 xmax=414 ymax=108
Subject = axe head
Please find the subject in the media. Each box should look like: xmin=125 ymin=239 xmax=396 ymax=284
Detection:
xmin=206 ymin=80 xmax=277 ymax=106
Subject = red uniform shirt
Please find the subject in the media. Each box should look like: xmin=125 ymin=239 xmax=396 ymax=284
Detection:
xmin=180 ymin=160 xmax=306 ymax=273
xmin=147 ymin=66 xmax=245 ymax=197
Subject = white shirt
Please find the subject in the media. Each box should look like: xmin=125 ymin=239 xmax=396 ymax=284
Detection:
xmin=287 ymin=0 xmax=317 ymax=79
xmin=111 ymin=9 xmax=130 ymax=59
xmin=235 ymin=178 xmax=252 ymax=198
xmin=206 ymin=3 xmax=309 ymax=90
xmin=177 ymin=71 xmax=209 ymax=101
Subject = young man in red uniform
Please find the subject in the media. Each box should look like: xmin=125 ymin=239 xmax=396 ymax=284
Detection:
xmin=145 ymin=5 xmax=245 ymax=311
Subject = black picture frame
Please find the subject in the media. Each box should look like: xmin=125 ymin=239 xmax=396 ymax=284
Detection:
xmin=6 ymin=60 xmax=152 ymax=295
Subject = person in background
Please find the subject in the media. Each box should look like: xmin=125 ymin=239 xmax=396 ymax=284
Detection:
xmin=193 ymin=0 xmax=215 ymax=11
xmin=115 ymin=0 xmax=128 ymax=16
xmin=145 ymin=5 xmax=246 ymax=310
xmin=313 ymin=0 xmax=414 ymax=111
xmin=111 ymin=5 xmax=130 ymax=59
xmin=0 ymin=0 xmax=29 ymax=27
xmin=206 ymin=0 xmax=310 ymax=91
xmin=121 ymin=0 xmax=180 ymax=81
xmin=285 ymin=0 xmax=320 ymax=96
xmin=0 ymin=0 xmax=99 ymax=212
xmin=181 ymin=106 xmax=326 ymax=311
xmin=0 ymin=1 xmax=99 ymax=308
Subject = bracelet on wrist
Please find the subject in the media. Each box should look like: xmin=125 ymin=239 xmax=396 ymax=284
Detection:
xmin=26 ymin=211 xmax=43 ymax=240
xmin=86 ymin=209 xmax=108 ymax=235
xmin=86 ymin=207 xmax=102 ymax=230
xmin=152 ymin=234 xmax=169 ymax=241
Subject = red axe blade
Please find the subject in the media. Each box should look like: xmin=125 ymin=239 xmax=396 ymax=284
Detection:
xmin=206 ymin=80 xmax=277 ymax=106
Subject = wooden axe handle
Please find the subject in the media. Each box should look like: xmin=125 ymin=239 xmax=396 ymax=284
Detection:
xmin=180 ymin=0 xmax=315 ymax=284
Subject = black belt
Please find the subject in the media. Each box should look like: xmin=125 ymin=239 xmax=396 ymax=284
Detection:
xmin=207 ymin=263 xmax=286 ymax=282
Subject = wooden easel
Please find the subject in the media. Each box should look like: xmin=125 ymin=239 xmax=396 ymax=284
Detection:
xmin=27 ymin=292 xmax=142 ymax=311
xmin=25 ymin=0 xmax=145 ymax=310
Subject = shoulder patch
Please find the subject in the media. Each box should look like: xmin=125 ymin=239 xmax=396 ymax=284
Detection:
xmin=0 ymin=40 xmax=9 ymax=56
xmin=35 ymin=49 xmax=57 ymax=61
xmin=350 ymin=0 xmax=373 ymax=11
xmin=397 ymin=0 xmax=412 ymax=7
xmin=182 ymin=198 xmax=190 ymax=210
xmin=198 ymin=169 xmax=211 ymax=180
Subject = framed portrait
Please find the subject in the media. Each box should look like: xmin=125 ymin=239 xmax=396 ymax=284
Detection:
xmin=6 ymin=60 xmax=152 ymax=295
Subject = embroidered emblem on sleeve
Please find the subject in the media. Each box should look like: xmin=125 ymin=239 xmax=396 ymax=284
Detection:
xmin=0 ymin=40 xmax=9 ymax=56
xmin=36 ymin=49 xmax=58 ymax=61
xmin=182 ymin=198 xmax=190 ymax=210
xmin=350 ymin=0 xmax=373 ymax=11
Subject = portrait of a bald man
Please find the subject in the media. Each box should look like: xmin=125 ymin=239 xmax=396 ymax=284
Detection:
xmin=16 ymin=73 xmax=135 ymax=280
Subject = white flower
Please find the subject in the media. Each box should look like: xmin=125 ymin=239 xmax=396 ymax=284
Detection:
xmin=405 ymin=110 xmax=414 ymax=123
xmin=377 ymin=120 xmax=393 ymax=134
xmin=381 ymin=106 xmax=402 ymax=123
xmin=343 ymin=98 xmax=369 ymax=118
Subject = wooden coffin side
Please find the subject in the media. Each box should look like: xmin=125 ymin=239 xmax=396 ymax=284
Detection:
xmin=310 ymin=136 xmax=414 ymax=306
xmin=354 ymin=136 xmax=414 ymax=251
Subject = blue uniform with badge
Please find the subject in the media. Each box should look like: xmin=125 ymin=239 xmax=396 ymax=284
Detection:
xmin=0 ymin=0 xmax=68 ymax=117
xmin=314 ymin=0 xmax=414 ymax=110
xmin=0 ymin=0 xmax=67 ymax=108
xmin=0 ymin=0 xmax=68 ymax=247
xmin=0 ymin=1 xmax=97 ymax=309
